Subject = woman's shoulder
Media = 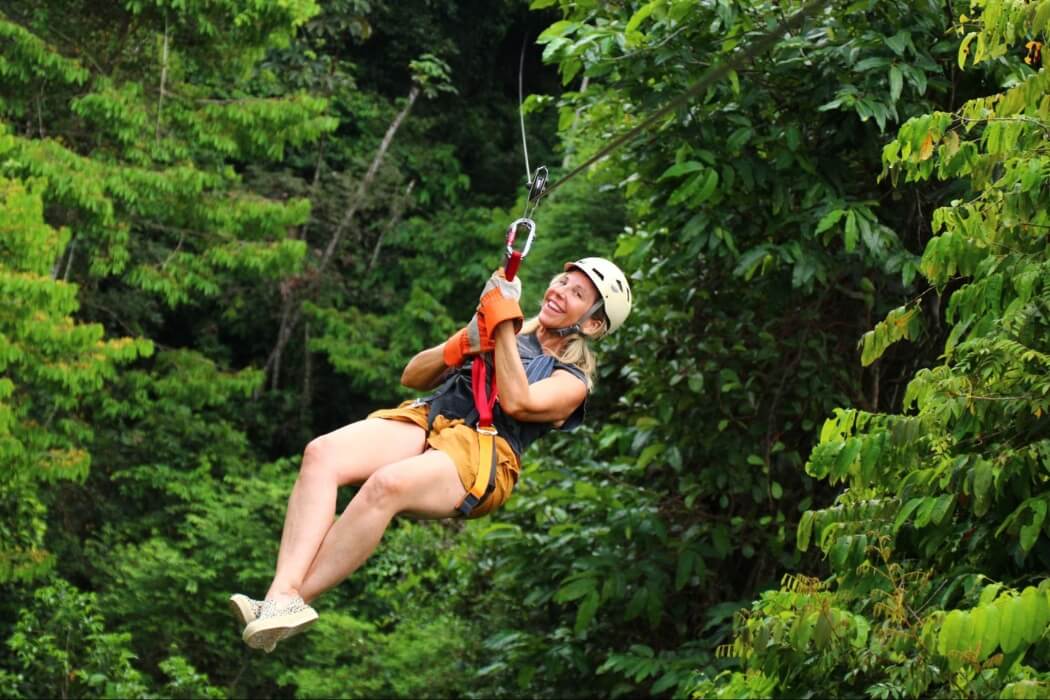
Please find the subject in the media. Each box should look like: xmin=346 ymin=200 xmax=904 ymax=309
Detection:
xmin=517 ymin=331 xmax=542 ymax=357
xmin=552 ymin=361 xmax=588 ymax=388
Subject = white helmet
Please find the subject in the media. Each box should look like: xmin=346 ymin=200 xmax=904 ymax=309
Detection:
xmin=564 ymin=257 xmax=633 ymax=336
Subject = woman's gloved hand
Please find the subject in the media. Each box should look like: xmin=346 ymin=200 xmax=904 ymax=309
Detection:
xmin=480 ymin=267 xmax=522 ymax=304
xmin=476 ymin=267 xmax=523 ymax=338
xmin=442 ymin=269 xmax=524 ymax=367
xmin=442 ymin=312 xmax=488 ymax=367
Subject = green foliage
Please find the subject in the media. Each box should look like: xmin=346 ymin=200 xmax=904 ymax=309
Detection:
xmin=0 ymin=167 xmax=150 ymax=584
xmin=707 ymin=1 xmax=1050 ymax=696
xmin=8 ymin=0 xmax=1048 ymax=698
xmin=5 ymin=579 xmax=149 ymax=698
xmin=479 ymin=0 xmax=965 ymax=695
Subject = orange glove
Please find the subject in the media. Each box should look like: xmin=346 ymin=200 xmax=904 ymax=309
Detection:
xmin=442 ymin=313 xmax=491 ymax=367
xmin=442 ymin=270 xmax=523 ymax=367
xmin=475 ymin=269 xmax=523 ymax=341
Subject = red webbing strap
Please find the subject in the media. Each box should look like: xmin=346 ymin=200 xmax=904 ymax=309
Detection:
xmin=458 ymin=356 xmax=500 ymax=517
xmin=471 ymin=357 xmax=499 ymax=427
xmin=505 ymin=250 xmax=522 ymax=281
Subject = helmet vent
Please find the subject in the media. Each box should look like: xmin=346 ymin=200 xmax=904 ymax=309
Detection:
xmin=591 ymin=268 xmax=606 ymax=280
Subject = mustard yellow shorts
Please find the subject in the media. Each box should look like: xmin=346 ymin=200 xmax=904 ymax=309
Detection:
xmin=367 ymin=400 xmax=520 ymax=519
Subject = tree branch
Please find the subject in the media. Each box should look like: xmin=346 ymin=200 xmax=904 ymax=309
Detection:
xmin=156 ymin=15 xmax=170 ymax=144
xmin=367 ymin=179 xmax=415 ymax=275
xmin=260 ymin=84 xmax=421 ymax=393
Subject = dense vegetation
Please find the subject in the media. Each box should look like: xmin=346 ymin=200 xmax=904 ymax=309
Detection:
xmin=1 ymin=0 xmax=1048 ymax=697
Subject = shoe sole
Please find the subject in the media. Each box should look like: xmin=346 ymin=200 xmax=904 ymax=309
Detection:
xmin=228 ymin=594 xmax=256 ymax=627
xmin=242 ymin=607 xmax=319 ymax=652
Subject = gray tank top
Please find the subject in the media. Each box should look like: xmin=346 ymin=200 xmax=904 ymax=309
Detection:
xmin=423 ymin=333 xmax=588 ymax=457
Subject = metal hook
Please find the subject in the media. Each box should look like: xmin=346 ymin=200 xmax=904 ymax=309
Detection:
xmin=503 ymin=217 xmax=536 ymax=281
xmin=505 ymin=218 xmax=537 ymax=259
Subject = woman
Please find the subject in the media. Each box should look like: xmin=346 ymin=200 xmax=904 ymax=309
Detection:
xmin=229 ymin=257 xmax=632 ymax=652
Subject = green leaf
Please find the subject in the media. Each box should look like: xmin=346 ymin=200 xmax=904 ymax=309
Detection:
xmin=575 ymin=590 xmax=599 ymax=635
xmin=625 ymin=589 xmax=646 ymax=621
xmin=797 ymin=510 xmax=814 ymax=552
xmin=1020 ymin=500 xmax=1047 ymax=552
xmin=914 ymin=497 xmax=937 ymax=528
xmin=889 ymin=65 xmax=903 ymax=102
xmin=980 ymin=583 xmax=1003 ymax=607
xmin=938 ymin=609 xmax=968 ymax=658
xmin=958 ymin=32 xmax=978 ymax=69
xmin=813 ymin=610 xmax=833 ymax=650
xmin=625 ymin=2 xmax=657 ymax=34
xmin=555 ymin=577 xmax=597 ymax=603
xmin=930 ymin=494 xmax=955 ymax=526
xmin=884 ymin=30 xmax=911 ymax=55
xmin=793 ymin=611 xmax=818 ymax=650
xmin=727 ymin=126 xmax=752 ymax=151
xmin=973 ymin=460 xmax=994 ymax=516
xmin=829 ymin=535 xmax=851 ymax=570
xmin=687 ymin=373 xmax=704 ymax=393
xmin=650 ymin=673 xmax=679 ymax=695
xmin=894 ymin=497 xmax=924 ymax=532
xmin=976 ymin=602 xmax=1001 ymax=660
xmin=637 ymin=442 xmax=665 ymax=470
xmin=538 ymin=20 xmax=577 ymax=44
xmin=844 ymin=210 xmax=859 ymax=251
xmin=693 ymin=169 xmax=719 ymax=204
xmin=815 ymin=209 xmax=844 ymax=235
xmin=733 ymin=246 xmax=770 ymax=280
xmin=998 ymin=596 xmax=1025 ymax=655
xmin=658 ymin=160 xmax=705 ymax=180
xmin=854 ymin=56 xmax=890 ymax=72
xmin=1019 ymin=587 xmax=1048 ymax=645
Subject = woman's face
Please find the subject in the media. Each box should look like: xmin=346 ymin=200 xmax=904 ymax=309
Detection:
xmin=538 ymin=269 xmax=601 ymax=331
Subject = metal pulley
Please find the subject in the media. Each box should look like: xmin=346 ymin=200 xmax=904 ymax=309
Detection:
xmin=502 ymin=165 xmax=547 ymax=281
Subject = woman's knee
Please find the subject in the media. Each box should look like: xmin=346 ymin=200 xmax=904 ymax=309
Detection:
xmin=358 ymin=467 xmax=408 ymax=511
xmin=300 ymin=434 xmax=341 ymax=480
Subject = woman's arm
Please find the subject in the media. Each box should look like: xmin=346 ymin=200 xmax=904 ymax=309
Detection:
xmin=401 ymin=344 xmax=451 ymax=391
xmin=492 ymin=321 xmax=587 ymax=423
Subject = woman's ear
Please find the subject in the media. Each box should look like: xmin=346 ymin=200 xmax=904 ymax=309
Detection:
xmin=581 ymin=315 xmax=605 ymax=338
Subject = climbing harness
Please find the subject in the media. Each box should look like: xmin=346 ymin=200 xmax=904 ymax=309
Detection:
xmin=455 ymin=345 xmax=561 ymax=516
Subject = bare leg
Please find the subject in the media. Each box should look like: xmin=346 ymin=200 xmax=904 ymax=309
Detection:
xmin=298 ymin=448 xmax=466 ymax=603
xmin=266 ymin=419 xmax=427 ymax=601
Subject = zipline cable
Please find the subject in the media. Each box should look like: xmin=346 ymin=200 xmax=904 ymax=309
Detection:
xmin=517 ymin=33 xmax=533 ymax=190
xmin=531 ymin=0 xmax=833 ymax=203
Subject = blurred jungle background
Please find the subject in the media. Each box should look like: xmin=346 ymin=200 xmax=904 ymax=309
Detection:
xmin=3 ymin=0 xmax=1050 ymax=697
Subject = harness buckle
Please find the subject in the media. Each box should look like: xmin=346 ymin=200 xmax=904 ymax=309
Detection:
xmin=476 ymin=424 xmax=499 ymax=437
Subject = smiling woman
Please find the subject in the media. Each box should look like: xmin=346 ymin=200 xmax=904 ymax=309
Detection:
xmin=230 ymin=257 xmax=632 ymax=653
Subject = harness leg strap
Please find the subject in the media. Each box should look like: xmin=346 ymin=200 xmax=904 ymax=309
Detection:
xmin=457 ymin=427 xmax=499 ymax=517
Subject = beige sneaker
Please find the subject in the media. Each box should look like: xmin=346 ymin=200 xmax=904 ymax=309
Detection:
xmin=228 ymin=594 xmax=263 ymax=628
xmin=242 ymin=596 xmax=318 ymax=653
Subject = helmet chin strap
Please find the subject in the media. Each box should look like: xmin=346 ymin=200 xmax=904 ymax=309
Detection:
xmin=549 ymin=300 xmax=603 ymax=338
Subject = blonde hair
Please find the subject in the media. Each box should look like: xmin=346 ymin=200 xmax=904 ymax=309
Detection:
xmin=520 ymin=312 xmax=607 ymax=391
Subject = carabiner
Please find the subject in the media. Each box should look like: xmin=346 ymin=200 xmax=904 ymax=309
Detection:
xmin=503 ymin=217 xmax=536 ymax=281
